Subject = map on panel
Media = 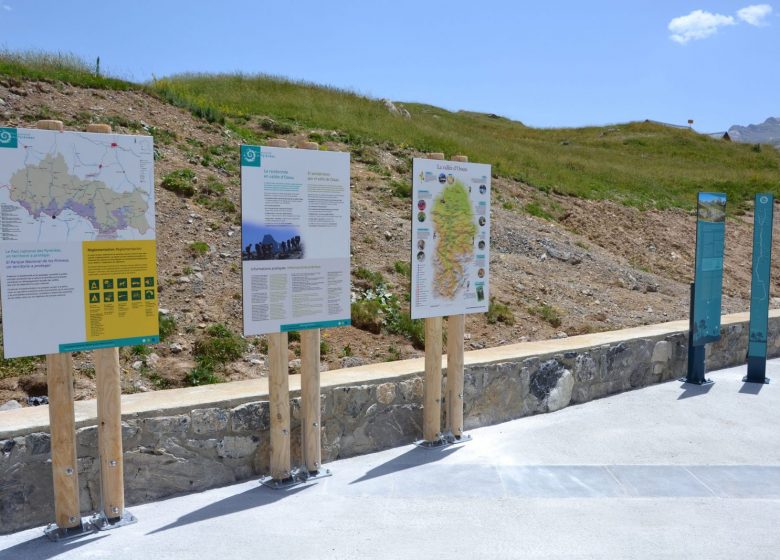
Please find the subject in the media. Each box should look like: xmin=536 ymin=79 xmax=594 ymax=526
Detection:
xmin=411 ymin=158 xmax=491 ymax=320
xmin=0 ymin=127 xmax=155 ymax=243
xmin=430 ymin=179 xmax=477 ymax=299
xmin=0 ymin=128 xmax=158 ymax=358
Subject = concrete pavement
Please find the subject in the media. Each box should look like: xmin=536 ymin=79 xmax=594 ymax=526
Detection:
xmin=2 ymin=360 xmax=779 ymax=559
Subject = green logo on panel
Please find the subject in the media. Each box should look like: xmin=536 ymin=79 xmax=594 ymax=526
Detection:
xmin=241 ymin=145 xmax=261 ymax=167
xmin=131 ymin=277 xmax=141 ymax=288
xmin=131 ymin=290 xmax=142 ymax=301
xmin=103 ymin=279 xmax=114 ymax=290
xmin=144 ymin=289 xmax=155 ymax=300
xmin=104 ymin=292 xmax=114 ymax=303
xmin=89 ymin=293 xmax=100 ymax=304
xmin=144 ymin=276 xmax=155 ymax=287
xmin=0 ymin=128 xmax=17 ymax=149
xmin=88 ymin=279 xmax=99 ymax=291
xmin=117 ymin=291 xmax=128 ymax=302
xmin=117 ymin=278 xmax=128 ymax=289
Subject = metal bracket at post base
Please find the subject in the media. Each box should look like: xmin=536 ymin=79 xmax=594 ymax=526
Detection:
xmin=744 ymin=356 xmax=771 ymax=384
xmin=90 ymin=510 xmax=137 ymax=531
xmin=682 ymin=343 xmax=713 ymax=385
xmin=43 ymin=518 xmax=98 ymax=542
xmin=414 ymin=431 xmax=473 ymax=449
xmin=260 ymin=466 xmax=332 ymax=490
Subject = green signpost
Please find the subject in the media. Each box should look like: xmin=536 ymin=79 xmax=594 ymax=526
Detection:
xmin=686 ymin=192 xmax=727 ymax=384
xmin=745 ymin=193 xmax=774 ymax=384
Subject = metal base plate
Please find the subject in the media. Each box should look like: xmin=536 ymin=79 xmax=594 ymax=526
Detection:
xmin=414 ymin=432 xmax=473 ymax=449
xmin=91 ymin=510 xmax=137 ymax=531
xmin=679 ymin=377 xmax=715 ymax=386
xmin=43 ymin=518 xmax=98 ymax=542
xmin=298 ymin=467 xmax=333 ymax=482
xmin=260 ymin=466 xmax=332 ymax=489
xmin=743 ymin=376 xmax=770 ymax=385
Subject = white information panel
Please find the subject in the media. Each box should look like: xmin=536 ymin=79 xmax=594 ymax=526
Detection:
xmin=411 ymin=158 xmax=490 ymax=319
xmin=0 ymin=127 xmax=158 ymax=358
xmin=241 ymin=145 xmax=351 ymax=335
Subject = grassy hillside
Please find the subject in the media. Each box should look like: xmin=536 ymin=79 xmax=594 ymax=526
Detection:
xmin=151 ymin=74 xmax=780 ymax=211
xmin=2 ymin=52 xmax=778 ymax=210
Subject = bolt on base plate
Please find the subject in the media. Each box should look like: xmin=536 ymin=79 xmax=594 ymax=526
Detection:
xmin=91 ymin=510 xmax=137 ymax=531
xmin=43 ymin=518 xmax=98 ymax=542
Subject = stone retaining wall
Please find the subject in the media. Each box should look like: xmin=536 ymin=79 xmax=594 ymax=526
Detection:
xmin=1 ymin=312 xmax=777 ymax=533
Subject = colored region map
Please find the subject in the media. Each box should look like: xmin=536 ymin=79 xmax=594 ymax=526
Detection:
xmin=0 ymin=128 xmax=154 ymax=242
xmin=431 ymin=181 xmax=476 ymax=299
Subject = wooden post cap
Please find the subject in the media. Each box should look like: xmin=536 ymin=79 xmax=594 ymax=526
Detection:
xmin=299 ymin=141 xmax=319 ymax=150
xmin=267 ymin=139 xmax=288 ymax=148
xmin=86 ymin=123 xmax=113 ymax=134
xmin=36 ymin=120 xmax=64 ymax=131
xmin=427 ymin=152 xmax=445 ymax=160
xmin=452 ymin=155 xmax=469 ymax=162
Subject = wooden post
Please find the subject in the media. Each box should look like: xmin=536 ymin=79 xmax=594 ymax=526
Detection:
xmin=447 ymin=155 xmax=469 ymax=438
xmin=298 ymin=141 xmax=323 ymax=473
xmin=269 ymin=330 xmax=291 ymax=480
xmin=46 ymin=353 xmax=80 ymax=529
xmin=36 ymin=120 xmax=81 ymax=529
xmin=422 ymin=152 xmax=446 ymax=442
xmin=86 ymin=122 xmax=126 ymax=520
xmin=265 ymin=138 xmax=292 ymax=481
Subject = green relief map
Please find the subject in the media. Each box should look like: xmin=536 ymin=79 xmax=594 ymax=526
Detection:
xmin=431 ymin=180 xmax=477 ymax=299
xmin=9 ymin=153 xmax=150 ymax=237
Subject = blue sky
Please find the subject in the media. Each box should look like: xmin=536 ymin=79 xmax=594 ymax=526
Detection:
xmin=0 ymin=1 xmax=776 ymax=132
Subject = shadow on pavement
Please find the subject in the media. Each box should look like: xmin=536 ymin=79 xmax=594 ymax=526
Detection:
xmin=350 ymin=444 xmax=462 ymax=485
xmin=147 ymin=482 xmax=312 ymax=535
xmin=677 ymin=382 xmax=714 ymax=400
xmin=0 ymin=533 xmax=109 ymax=560
xmin=738 ymin=381 xmax=766 ymax=395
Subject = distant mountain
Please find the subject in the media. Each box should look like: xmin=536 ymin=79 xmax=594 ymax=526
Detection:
xmin=728 ymin=117 xmax=780 ymax=147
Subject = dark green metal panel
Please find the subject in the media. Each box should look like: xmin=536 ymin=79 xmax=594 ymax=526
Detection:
xmin=746 ymin=193 xmax=774 ymax=382
xmin=692 ymin=192 xmax=726 ymax=347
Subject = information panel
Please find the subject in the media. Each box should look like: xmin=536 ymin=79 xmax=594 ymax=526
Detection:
xmin=240 ymin=145 xmax=351 ymax=335
xmin=747 ymin=193 xmax=774 ymax=364
xmin=0 ymin=127 xmax=158 ymax=358
xmin=692 ymin=192 xmax=726 ymax=346
xmin=411 ymin=158 xmax=490 ymax=319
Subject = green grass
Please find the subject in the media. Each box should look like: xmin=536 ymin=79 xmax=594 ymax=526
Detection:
xmin=528 ymin=304 xmax=563 ymax=328
xmin=393 ymin=260 xmax=411 ymax=279
xmin=189 ymin=241 xmax=209 ymax=256
xmin=486 ymin=299 xmax=515 ymax=325
xmin=150 ymin=73 xmax=780 ymax=210
xmin=0 ymin=50 xmax=138 ymax=91
xmin=161 ymin=169 xmax=196 ymax=197
xmin=193 ymin=323 xmax=246 ymax=368
xmin=354 ymin=266 xmax=385 ymax=289
xmin=185 ymin=362 xmax=221 ymax=387
xmin=4 ymin=51 xmax=779 ymax=210
xmin=158 ymin=312 xmax=177 ymax=341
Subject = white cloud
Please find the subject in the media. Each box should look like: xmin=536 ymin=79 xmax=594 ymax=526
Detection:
xmin=737 ymin=4 xmax=773 ymax=25
xmin=668 ymin=9 xmax=736 ymax=44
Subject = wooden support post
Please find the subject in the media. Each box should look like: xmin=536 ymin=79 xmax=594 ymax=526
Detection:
xmin=37 ymin=120 xmax=81 ymax=529
xmin=269 ymin=331 xmax=291 ymax=480
xmin=86 ymin=122 xmax=126 ymax=520
xmin=46 ymin=352 xmax=80 ymax=529
xmin=298 ymin=140 xmax=323 ymax=473
xmin=300 ymin=329 xmax=321 ymax=472
xmin=446 ymin=155 xmax=469 ymax=438
xmin=422 ymin=152 xmax=446 ymax=442
xmin=265 ymin=138 xmax=292 ymax=481
xmin=423 ymin=317 xmax=443 ymax=441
